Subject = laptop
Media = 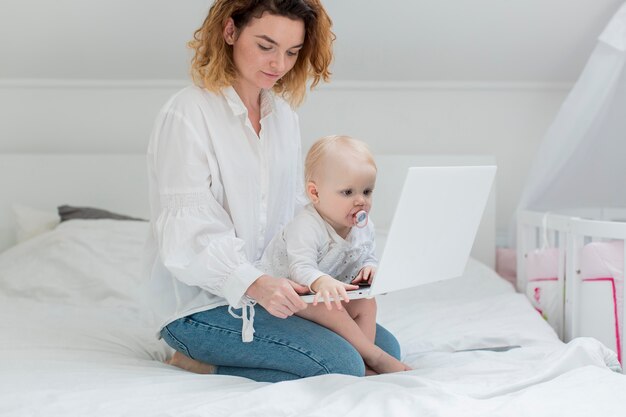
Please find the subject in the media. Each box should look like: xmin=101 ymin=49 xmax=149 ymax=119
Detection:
xmin=300 ymin=165 xmax=497 ymax=303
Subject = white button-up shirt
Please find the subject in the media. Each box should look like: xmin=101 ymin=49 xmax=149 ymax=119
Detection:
xmin=143 ymin=85 xmax=306 ymax=337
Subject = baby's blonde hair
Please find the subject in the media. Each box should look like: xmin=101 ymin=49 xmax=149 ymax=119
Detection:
xmin=304 ymin=135 xmax=376 ymax=183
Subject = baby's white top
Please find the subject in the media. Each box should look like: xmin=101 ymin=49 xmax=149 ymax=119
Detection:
xmin=258 ymin=204 xmax=378 ymax=287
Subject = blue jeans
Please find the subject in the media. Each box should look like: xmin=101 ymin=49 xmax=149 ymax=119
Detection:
xmin=161 ymin=305 xmax=401 ymax=383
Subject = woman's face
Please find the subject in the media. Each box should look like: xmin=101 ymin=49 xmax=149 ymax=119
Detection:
xmin=226 ymin=13 xmax=305 ymax=92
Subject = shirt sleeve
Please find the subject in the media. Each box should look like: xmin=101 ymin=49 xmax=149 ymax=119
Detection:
xmin=150 ymin=109 xmax=263 ymax=308
xmin=283 ymin=214 xmax=328 ymax=289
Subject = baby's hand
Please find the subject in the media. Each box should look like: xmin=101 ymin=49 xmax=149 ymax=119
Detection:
xmin=310 ymin=275 xmax=359 ymax=310
xmin=351 ymin=266 xmax=376 ymax=285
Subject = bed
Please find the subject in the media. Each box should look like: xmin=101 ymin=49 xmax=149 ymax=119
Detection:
xmin=518 ymin=209 xmax=626 ymax=366
xmin=1 ymin=154 xmax=625 ymax=417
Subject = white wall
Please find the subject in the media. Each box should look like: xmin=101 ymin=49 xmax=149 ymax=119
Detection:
xmin=2 ymin=0 xmax=621 ymax=82
xmin=299 ymin=82 xmax=568 ymax=245
xmin=0 ymin=79 xmax=569 ymax=244
xmin=2 ymin=0 xmax=619 ymax=246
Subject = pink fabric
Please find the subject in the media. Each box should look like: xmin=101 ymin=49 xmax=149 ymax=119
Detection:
xmin=580 ymin=241 xmax=624 ymax=364
xmin=526 ymin=248 xmax=560 ymax=280
xmin=581 ymin=277 xmax=621 ymax=364
xmin=495 ymin=247 xmax=517 ymax=286
xmin=524 ymin=248 xmax=562 ymax=334
xmin=580 ymin=241 xmax=624 ymax=282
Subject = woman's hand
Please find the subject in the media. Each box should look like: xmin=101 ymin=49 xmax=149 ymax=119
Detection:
xmin=310 ymin=275 xmax=359 ymax=311
xmin=246 ymin=275 xmax=309 ymax=319
xmin=351 ymin=266 xmax=376 ymax=285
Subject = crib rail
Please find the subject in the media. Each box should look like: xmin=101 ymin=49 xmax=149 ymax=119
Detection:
xmin=517 ymin=211 xmax=573 ymax=339
xmin=517 ymin=209 xmax=626 ymax=367
xmin=566 ymin=218 xmax=626 ymax=362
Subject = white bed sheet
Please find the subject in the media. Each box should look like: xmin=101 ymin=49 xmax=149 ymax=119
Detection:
xmin=0 ymin=220 xmax=624 ymax=416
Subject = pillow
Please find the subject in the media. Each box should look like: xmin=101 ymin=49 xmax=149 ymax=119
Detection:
xmin=12 ymin=204 xmax=61 ymax=243
xmin=0 ymin=219 xmax=169 ymax=361
xmin=58 ymin=205 xmax=147 ymax=222
xmin=1 ymin=218 xmax=151 ymax=309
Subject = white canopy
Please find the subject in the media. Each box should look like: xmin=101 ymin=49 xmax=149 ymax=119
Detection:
xmin=516 ymin=3 xmax=626 ymax=217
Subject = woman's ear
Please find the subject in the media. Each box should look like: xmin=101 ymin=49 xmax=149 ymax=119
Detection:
xmin=306 ymin=181 xmax=320 ymax=203
xmin=223 ymin=18 xmax=236 ymax=45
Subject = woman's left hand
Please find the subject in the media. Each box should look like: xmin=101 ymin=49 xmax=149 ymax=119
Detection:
xmin=246 ymin=274 xmax=309 ymax=319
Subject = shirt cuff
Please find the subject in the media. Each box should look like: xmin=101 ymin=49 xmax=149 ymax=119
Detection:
xmin=222 ymin=263 xmax=264 ymax=307
xmin=302 ymin=270 xmax=327 ymax=291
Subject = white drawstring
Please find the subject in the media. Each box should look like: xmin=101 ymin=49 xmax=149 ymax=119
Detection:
xmin=228 ymin=297 xmax=257 ymax=343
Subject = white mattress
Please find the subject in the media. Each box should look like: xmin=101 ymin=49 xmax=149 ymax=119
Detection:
xmin=0 ymin=219 xmax=623 ymax=416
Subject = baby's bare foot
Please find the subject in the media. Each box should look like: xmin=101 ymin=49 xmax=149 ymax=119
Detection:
xmin=167 ymin=351 xmax=216 ymax=374
xmin=366 ymin=350 xmax=412 ymax=374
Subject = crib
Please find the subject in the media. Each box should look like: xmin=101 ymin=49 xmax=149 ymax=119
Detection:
xmin=517 ymin=209 xmax=626 ymax=364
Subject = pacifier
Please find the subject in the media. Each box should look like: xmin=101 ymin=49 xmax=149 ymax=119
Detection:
xmin=354 ymin=210 xmax=368 ymax=228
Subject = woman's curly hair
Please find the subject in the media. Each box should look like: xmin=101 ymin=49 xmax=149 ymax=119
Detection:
xmin=188 ymin=0 xmax=334 ymax=107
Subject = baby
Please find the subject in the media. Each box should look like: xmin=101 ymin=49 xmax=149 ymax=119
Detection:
xmin=259 ymin=135 xmax=411 ymax=375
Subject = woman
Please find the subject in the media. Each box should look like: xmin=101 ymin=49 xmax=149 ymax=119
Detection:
xmin=144 ymin=0 xmax=402 ymax=382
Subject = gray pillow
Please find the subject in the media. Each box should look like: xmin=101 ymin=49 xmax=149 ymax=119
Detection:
xmin=57 ymin=205 xmax=147 ymax=222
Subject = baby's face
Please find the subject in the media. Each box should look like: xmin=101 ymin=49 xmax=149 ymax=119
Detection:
xmin=312 ymin=155 xmax=376 ymax=238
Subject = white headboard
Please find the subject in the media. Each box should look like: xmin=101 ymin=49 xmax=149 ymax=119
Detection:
xmin=0 ymin=153 xmax=496 ymax=267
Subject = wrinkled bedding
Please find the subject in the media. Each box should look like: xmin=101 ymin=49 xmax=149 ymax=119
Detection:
xmin=0 ymin=220 xmax=623 ymax=417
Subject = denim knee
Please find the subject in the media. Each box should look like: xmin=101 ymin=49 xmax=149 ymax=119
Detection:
xmin=314 ymin=348 xmax=365 ymax=377
xmin=375 ymin=324 xmax=402 ymax=360
xmin=161 ymin=323 xmax=192 ymax=358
